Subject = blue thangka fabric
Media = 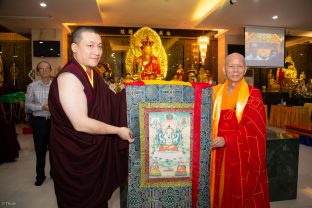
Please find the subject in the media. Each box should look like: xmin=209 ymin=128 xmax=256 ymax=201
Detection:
xmin=125 ymin=84 xmax=212 ymax=208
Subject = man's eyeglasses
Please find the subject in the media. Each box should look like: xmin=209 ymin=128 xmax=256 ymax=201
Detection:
xmin=39 ymin=67 xmax=50 ymax=71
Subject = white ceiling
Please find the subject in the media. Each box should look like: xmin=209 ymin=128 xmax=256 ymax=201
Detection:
xmin=0 ymin=0 xmax=312 ymax=37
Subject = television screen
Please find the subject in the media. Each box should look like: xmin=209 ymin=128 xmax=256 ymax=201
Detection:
xmin=245 ymin=26 xmax=285 ymax=67
xmin=33 ymin=40 xmax=60 ymax=57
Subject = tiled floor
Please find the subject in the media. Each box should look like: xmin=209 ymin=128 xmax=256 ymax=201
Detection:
xmin=0 ymin=123 xmax=312 ymax=208
xmin=0 ymin=123 xmax=120 ymax=208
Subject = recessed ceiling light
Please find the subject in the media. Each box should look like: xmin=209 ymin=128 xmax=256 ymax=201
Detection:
xmin=272 ymin=15 xmax=278 ymax=20
xmin=40 ymin=2 xmax=47 ymax=7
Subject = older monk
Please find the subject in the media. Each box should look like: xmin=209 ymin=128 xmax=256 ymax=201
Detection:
xmin=210 ymin=53 xmax=270 ymax=208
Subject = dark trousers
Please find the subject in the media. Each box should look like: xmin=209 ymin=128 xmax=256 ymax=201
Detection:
xmin=31 ymin=116 xmax=51 ymax=180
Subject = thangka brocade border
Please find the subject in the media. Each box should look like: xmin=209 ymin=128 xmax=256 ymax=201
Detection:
xmin=126 ymin=84 xmax=211 ymax=208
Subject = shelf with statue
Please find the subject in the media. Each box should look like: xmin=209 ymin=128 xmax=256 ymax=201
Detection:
xmin=125 ymin=27 xmax=167 ymax=81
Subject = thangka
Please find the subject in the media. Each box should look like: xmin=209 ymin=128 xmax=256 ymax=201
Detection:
xmin=125 ymin=81 xmax=212 ymax=207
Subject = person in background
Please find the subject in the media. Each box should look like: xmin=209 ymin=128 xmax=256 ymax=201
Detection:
xmin=25 ymin=61 xmax=52 ymax=186
xmin=48 ymin=26 xmax=133 ymax=208
xmin=245 ymin=42 xmax=262 ymax=61
xmin=0 ymin=73 xmax=20 ymax=164
xmin=210 ymin=53 xmax=270 ymax=208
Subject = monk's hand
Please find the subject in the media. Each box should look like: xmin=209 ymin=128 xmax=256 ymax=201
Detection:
xmin=211 ymin=137 xmax=225 ymax=148
xmin=118 ymin=127 xmax=134 ymax=143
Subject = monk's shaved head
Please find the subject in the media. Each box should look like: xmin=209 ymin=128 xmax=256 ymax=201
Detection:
xmin=71 ymin=27 xmax=100 ymax=44
xmin=225 ymin=53 xmax=246 ymax=67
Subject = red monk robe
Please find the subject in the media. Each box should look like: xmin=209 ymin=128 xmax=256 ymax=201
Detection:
xmin=48 ymin=59 xmax=129 ymax=208
xmin=210 ymin=80 xmax=270 ymax=208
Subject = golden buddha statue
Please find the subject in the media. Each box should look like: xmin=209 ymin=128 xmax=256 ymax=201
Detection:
xmin=132 ymin=37 xmax=161 ymax=80
xmin=187 ymin=65 xmax=198 ymax=82
xmin=198 ymin=67 xmax=209 ymax=83
xmin=176 ymin=64 xmax=184 ymax=81
xmin=123 ymin=73 xmax=133 ymax=82
xmin=276 ymin=55 xmax=298 ymax=82
xmin=299 ymin=71 xmax=306 ymax=81
xmin=171 ymin=74 xmax=179 ymax=81
xmin=276 ymin=55 xmax=300 ymax=92
xmin=267 ymin=69 xmax=280 ymax=92
xmin=295 ymin=79 xmax=307 ymax=95
xmin=125 ymin=27 xmax=168 ymax=80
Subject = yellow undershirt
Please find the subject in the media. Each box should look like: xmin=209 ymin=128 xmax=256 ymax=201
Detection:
xmin=80 ymin=64 xmax=94 ymax=88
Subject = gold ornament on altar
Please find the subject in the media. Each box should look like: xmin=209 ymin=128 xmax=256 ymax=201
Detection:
xmin=275 ymin=55 xmax=301 ymax=93
xmin=187 ymin=65 xmax=198 ymax=82
xmin=125 ymin=27 xmax=167 ymax=80
xmin=276 ymin=55 xmax=298 ymax=82
xmin=176 ymin=64 xmax=184 ymax=81
xmin=10 ymin=62 xmax=18 ymax=86
xmin=284 ymin=56 xmax=297 ymax=79
xmin=299 ymin=71 xmax=306 ymax=81
xmin=198 ymin=67 xmax=209 ymax=83
xmin=267 ymin=69 xmax=280 ymax=92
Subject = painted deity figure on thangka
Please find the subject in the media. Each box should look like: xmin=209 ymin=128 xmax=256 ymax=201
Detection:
xmin=148 ymin=111 xmax=191 ymax=179
xmin=150 ymin=161 xmax=161 ymax=177
xmin=156 ymin=113 xmax=181 ymax=152
xmin=175 ymin=161 xmax=187 ymax=176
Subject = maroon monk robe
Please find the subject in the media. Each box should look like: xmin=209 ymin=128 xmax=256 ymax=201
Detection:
xmin=0 ymin=83 xmax=20 ymax=164
xmin=48 ymin=59 xmax=128 ymax=208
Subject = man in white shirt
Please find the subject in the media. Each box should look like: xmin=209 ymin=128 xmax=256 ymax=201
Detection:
xmin=25 ymin=61 xmax=52 ymax=186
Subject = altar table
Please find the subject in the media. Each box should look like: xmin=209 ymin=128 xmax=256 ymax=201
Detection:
xmin=269 ymin=105 xmax=311 ymax=128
